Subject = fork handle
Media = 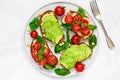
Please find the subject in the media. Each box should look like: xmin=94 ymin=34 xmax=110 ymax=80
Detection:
xmin=98 ymin=20 xmax=115 ymax=48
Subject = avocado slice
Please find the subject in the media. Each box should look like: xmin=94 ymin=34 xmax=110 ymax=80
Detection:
xmin=60 ymin=44 xmax=92 ymax=70
xmin=40 ymin=11 xmax=64 ymax=44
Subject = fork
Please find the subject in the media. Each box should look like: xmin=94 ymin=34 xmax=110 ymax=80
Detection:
xmin=90 ymin=0 xmax=114 ymax=48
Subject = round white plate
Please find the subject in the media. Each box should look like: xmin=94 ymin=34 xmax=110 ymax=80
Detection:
xmin=24 ymin=1 xmax=99 ymax=77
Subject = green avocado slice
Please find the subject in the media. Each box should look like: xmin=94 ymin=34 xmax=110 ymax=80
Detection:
xmin=41 ymin=12 xmax=64 ymax=44
xmin=60 ymin=44 xmax=92 ymax=70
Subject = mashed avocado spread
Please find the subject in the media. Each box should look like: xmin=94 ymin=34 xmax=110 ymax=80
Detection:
xmin=41 ymin=12 xmax=64 ymax=44
xmin=60 ymin=44 xmax=92 ymax=70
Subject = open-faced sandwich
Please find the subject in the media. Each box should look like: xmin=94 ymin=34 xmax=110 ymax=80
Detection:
xmin=27 ymin=5 xmax=97 ymax=76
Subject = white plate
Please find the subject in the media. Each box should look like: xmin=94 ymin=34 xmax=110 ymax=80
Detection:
xmin=24 ymin=1 xmax=99 ymax=77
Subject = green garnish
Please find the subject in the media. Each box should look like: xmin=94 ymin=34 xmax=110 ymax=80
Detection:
xmin=66 ymin=29 xmax=72 ymax=44
xmin=29 ymin=17 xmax=39 ymax=30
xmin=44 ymin=64 xmax=55 ymax=70
xmin=89 ymin=34 xmax=97 ymax=49
xmin=36 ymin=36 xmax=45 ymax=46
xmin=61 ymin=24 xmax=72 ymax=29
xmin=54 ymin=68 xmax=70 ymax=76
xmin=78 ymin=7 xmax=86 ymax=17
xmin=88 ymin=25 xmax=97 ymax=30
xmin=38 ymin=47 xmax=45 ymax=60
xmin=54 ymin=41 xmax=69 ymax=53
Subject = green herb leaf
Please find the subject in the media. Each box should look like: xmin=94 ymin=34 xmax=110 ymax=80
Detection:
xmin=29 ymin=17 xmax=39 ymax=30
xmin=38 ymin=47 xmax=45 ymax=60
xmin=88 ymin=25 xmax=97 ymax=30
xmin=44 ymin=64 xmax=55 ymax=70
xmin=89 ymin=34 xmax=97 ymax=49
xmin=54 ymin=41 xmax=69 ymax=53
xmin=54 ymin=68 xmax=70 ymax=76
xmin=66 ymin=29 xmax=70 ymax=42
xmin=36 ymin=36 xmax=45 ymax=46
xmin=81 ymin=23 xmax=85 ymax=28
xmin=78 ymin=7 xmax=86 ymax=17
xmin=66 ymin=29 xmax=72 ymax=44
xmin=61 ymin=24 xmax=72 ymax=29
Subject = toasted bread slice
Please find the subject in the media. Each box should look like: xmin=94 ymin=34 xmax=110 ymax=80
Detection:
xmin=39 ymin=10 xmax=64 ymax=44
xmin=31 ymin=39 xmax=53 ymax=62
xmin=62 ymin=11 xmax=93 ymax=40
xmin=60 ymin=43 xmax=92 ymax=70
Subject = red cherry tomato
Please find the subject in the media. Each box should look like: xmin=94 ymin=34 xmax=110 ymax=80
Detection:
xmin=31 ymin=49 xmax=38 ymax=61
xmin=81 ymin=27 xmax=90 ymax=36
xmin=46 ymin=55 xmax=58 ymax=66
xmin=43 ymin=48 xmax=51 ymax=57
xmin=71 ymin=23 xmax=81 ymax=32
xmin=82 ymin=19 xmax=89 ymax=27
xmin=71 ymin=35 xmax=81 ymax=45
xmin=54 ymin=6 xmax=65 ymax=16
xmin=75 ymin=62 xmax=85 ymax=72
xmin=38 ymin=59 xmax=47 ymax=66
xmin=32 ymin=42 xmax=42 ymax=52
xmin=73 ymin=14 xmax=82 ymax=22
xmin=65 ymin=14 xmax=73 ymax=23
xmin=30 ymin=30 xmax=38 ymax=38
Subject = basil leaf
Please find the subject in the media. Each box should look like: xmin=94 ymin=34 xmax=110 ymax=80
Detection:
xmin=78 ymin=7 xmax=86 ymax=17
xmin=89 ymin=34 xmax=97 ymax=49
xmin=29 ymin=17 xmax=39 ymax=30
xmin=44 ymin=64 xmax=55 ymax=70
xmin=54 ymin=41 xmax=69 ymax=53
xmin=66 ymin=29 xmax=70 ymax=42
xmin=36 ymin=36 xmax=45 ymax=46
xmin=88 ymin=25 xmax=97 ymax=30
xmin=66 ymin=29 xmax=72 ymax=44
xmin=38 ymin=47 xmax=45 ymax=60
xmin=54 ymin=68 xmax=70 ymax=76
xmin=61 ymin=24 xmax=72 ymax=29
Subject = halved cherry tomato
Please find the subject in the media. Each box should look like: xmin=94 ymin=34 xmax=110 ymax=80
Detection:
xmin=81 ymin=27 xmax=90 ymax=36
xmin=54 ymin=6 xmax=65 ymax=16
xmin=71 ymin=23 xmax=81 ymax=32
xmin=65 ymin=14 xmax=73 ymax=23
xmin=43 ymin=48 xmax=51 ymax=57
xmin=38 ymin=59 xmax=47 ymax=66
xmin=31 ymin=49 xmax=38 ymax=61
xmin=32 ymin=42 xmax=42 ymax=52
xmin=30 ymin=30 xmax=38 ymax=38
xmin=82 ymin=19 xmax=89 ymax=27
xmin=46 ymin=55 xmax=58 ymax=66
xmin=71 ymin=34 xmax=81 ymax=45
xmin=73 ymin=14 xmax=82 ymax=22
xmin=75 ymin=62 xmax=85 ymax=72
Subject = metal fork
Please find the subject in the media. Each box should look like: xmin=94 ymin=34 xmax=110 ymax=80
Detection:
xmin=90 ymin=0 xmax=114 ymax=48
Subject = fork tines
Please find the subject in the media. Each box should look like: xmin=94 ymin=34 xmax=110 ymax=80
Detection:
xmin=90 ymin=0 xmax=100 ymax=16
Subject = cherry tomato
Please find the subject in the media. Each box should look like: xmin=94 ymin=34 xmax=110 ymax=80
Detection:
xmin=43 ymin=48 xmax=51 ymax=57
xmin=38 ymin=59 xmax=47 ymax=66
xmin=82 ymin=19 xmax=89 ymax=27
xmin=71 ymin=35 xmax=81 ymax=45
xmin=65 ymin=14 xmax=73 ymax=23
xmin=31 ymin=49 xmax=38 ymax=61
xmin=54 ymin=6 xmax=65 ymax=16
xmin=32 ymin=42 xmax=42 ymax=52
xmin=81 ymin=27 xmax=90 ymax=36
xmin=73 ymin=14 xmax=82 ymax=22
xmin=71 ymin=23 xmax=81 ymax=32
xmin=30 ymin=30 xmax=38 ymax=38
xmin=46 ymin=55 xmax=58 ymax=66
xmin=75 ymin=62 xmax=85 ymax=72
